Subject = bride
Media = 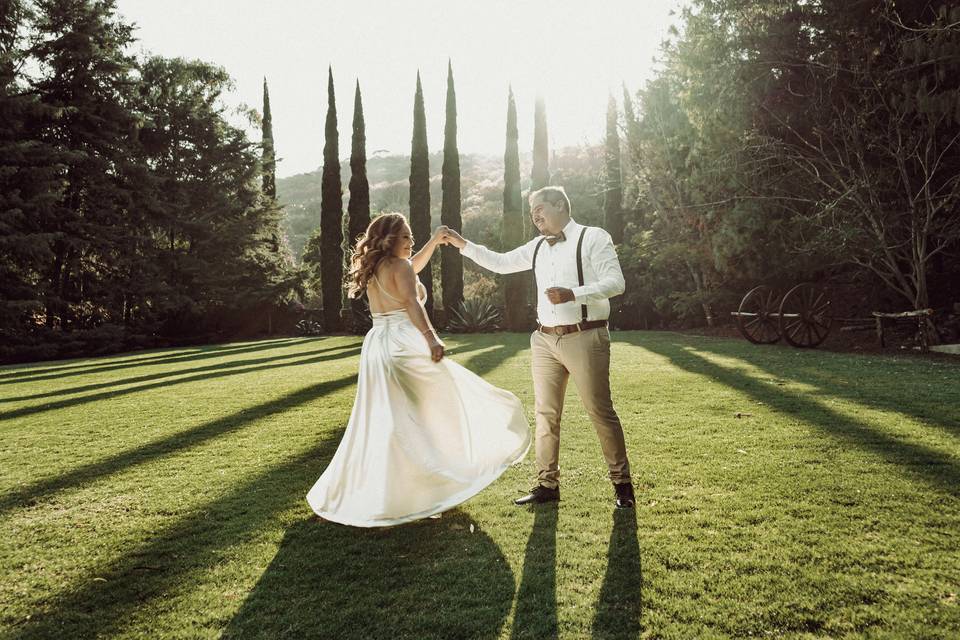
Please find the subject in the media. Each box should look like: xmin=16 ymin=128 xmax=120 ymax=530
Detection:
xmin=306 ymin=213 xmax=531 ymax=527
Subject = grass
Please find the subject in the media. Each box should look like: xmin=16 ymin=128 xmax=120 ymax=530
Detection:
xmin=1 ymin=331 xmax=959 ymax=639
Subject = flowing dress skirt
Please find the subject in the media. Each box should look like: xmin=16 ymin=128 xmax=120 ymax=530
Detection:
xmin=306 ymin=309 xmax=530 ymax=527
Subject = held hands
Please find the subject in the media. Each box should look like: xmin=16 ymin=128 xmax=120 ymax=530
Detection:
xmin=545 ymin=287 xmax=576 ymax=304
xmin=431 ymin=225 xmax=449 ymax=245
xmin=433 ymin=225 xmax=466 ymax=249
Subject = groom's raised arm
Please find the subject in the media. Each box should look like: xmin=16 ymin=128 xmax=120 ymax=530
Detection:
xmin=447 ymin=229 xmax=538 ymax=275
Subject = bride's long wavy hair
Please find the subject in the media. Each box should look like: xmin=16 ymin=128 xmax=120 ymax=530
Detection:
xmin=346 ymin=213 xmax=412 ymax=299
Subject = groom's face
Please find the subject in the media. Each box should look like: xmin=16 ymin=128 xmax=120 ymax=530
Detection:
xmin=530 ymin=195 xmax=567 ymax=236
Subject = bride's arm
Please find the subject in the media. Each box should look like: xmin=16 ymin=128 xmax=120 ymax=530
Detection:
xmin=390 ymin=259 xmax=444 ymax=362
xmin=410 ymin=226 xmax=447 ymax=274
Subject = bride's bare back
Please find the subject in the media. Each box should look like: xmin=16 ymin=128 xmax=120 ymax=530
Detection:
xmin=367 ymin=257 xmax=427 ymax=314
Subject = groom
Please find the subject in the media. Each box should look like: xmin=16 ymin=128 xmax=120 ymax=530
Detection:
xmin=441 ymin=186 xmax=635 ymax=509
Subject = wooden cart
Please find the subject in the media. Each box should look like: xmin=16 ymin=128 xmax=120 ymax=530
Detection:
xmin=731 ymin=283 xmax=832 ymax=348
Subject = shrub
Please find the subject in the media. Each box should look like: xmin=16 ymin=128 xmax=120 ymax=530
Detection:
xmin=446 ymin=298 xmax=501 ymax=333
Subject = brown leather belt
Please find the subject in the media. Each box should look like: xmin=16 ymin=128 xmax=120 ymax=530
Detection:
xmin=537 ymin=319 xmax=607 ymax=336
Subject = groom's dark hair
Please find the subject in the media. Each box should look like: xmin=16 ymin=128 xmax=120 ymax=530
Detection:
xmin=528 ymin=186 xmax=571 ymax=216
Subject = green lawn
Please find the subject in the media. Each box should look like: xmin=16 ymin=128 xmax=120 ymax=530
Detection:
xmin=1 ymin=332 xmax=959 ymax=639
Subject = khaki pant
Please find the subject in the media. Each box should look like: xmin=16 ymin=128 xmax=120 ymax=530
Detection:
xmin=530 ymin=326 xmax=631 ymax=488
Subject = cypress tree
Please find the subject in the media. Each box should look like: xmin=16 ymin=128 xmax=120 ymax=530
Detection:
xmin=260 ymin=77 xmax=290 ymax=334
xmin=527 ymin=95 xmax=550 ymax=306
xmin=320 ymin=65 xmax=343 ymax=331
xmin=531 ymin=96 xmax=550 ymax=191
xmin=260 ymin=76 xmax=281 ymax=275
xmin=261 ymin=77 xmax=276 ymax=200
xmin=409 ymin=71 xmax=433 ymax=317
xmin=603 ymin=93 xmax=624 ymax=243
xmin=440 ymin=60 xmax=463 ymax=316
xmin=347 ymin=80 xmax=370 ymax=332
xmin=621 ymin=83 xmax=641 ymax=228
xmin=621 ymin=83 xmax=641 ymax=175
xmin=527 ymin=95 xmax=550 ymax=238
xmin=502 ymin=86 xmax=527 ymax=331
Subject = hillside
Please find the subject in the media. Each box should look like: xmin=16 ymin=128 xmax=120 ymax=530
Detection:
xmin=276 ymin=147 xmax=608 ymax=263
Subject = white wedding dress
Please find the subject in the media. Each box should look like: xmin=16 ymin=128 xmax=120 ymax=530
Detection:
xmin=306 ymin=275 xmax=530 ymax=527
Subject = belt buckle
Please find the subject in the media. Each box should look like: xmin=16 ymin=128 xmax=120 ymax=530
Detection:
xmin=556 ymin=325 xmax=567 ymax=337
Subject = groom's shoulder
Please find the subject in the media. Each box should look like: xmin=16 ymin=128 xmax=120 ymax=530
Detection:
xmin=574 ymin=223 xmax=613 ymax=243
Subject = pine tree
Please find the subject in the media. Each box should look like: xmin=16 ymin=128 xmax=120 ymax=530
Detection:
xmin=409 ymin=71 xmax=433 ymax=317
xmin=603 ymin=94 xmax=624 ymax=243
xmin=30 ymin=0 xmax=140 ymax=331
xmin=3 ymin=2 xmax=297 ymax=355
xmin=320 ymin=66 xmax=343 ymax=331
xmin=261 ymin=77 xmax=276 ymax=200
xmin=0 ymin=0 xmax=61 ymax=341
xmin=440 ymin=60 xmax=463 ymax=316
xmin=501 ymin=86 xmax=528 ymax=331
xmin=347 ymin=80 xmax=371 ymax=333
xmin=135 ymin=56 xmax=294 ymax=334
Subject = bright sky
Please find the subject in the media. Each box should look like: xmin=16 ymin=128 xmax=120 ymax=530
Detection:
xmin=115 ymin=0 xmax=683 ymax=178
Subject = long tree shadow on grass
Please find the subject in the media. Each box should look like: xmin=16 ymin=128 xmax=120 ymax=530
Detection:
xmin=0 ymin=374 xmax=358 ymax=516
xmin=690 ymin=340 xmax=960 ymax=438
xmin=0 ymin=345 xmax=364 ymax=423
xmin=10 ymin=342 xmax=517 ymax=639
xmin=635 ymin=337 xmax=960 ymax=498
xmin=591 ymin=507 xmax=643 ymax=640
xmin=0 ymin=342 xmax=495 ymax=516
xmin=1 ymin=341 xmax=363 ymax=405
xmin=1 ymin=332 xmax=522 ymax=420
xmin=222 ymin=337 xmax=526 ymax=639
xmin=0 ymin=337 xmax=317 ymax=385
xmin=222 ymin=512 xmax=515 ymax=640
xmin=10 ymin=426 xmax=352 ymax=639
xmin=511 ymin=504 xmax=558 ymax=640
xmin=451 ymin=334 xmax=527 ymax=381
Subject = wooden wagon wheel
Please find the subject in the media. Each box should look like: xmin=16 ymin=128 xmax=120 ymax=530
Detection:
xmin=778 ymin=282 xmax=832 ymax=348
xmin=735 ymin=285 xmax=782 ymax=344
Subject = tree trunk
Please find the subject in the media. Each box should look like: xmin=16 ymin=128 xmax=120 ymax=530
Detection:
xmin=47 ymin=245 xmax=65 ymax=329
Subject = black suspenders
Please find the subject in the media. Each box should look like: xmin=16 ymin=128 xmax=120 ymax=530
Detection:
xmin=575 ymin=228 xmax=588 ymax=322
xmin=531 ymin=227 xmax=589 ymax=323
xmin=531 ymin=237 xmax=547 ymax=273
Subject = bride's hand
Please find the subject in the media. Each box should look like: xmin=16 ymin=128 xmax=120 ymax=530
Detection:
xmin=432 ymin=225 xmax=450 ymax=245
xmin=428 ymin=335 xmax=445 ymax=362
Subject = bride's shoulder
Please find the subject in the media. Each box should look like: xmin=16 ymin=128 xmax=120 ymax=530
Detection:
xmin=378 ymin=257 xmax=414 ymax=277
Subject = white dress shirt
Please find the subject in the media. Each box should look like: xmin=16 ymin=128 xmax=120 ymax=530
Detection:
xmin=460 ymin=218 xmax=625 ymax=326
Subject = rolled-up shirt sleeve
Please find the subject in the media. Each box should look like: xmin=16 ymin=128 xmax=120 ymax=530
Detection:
xmin=460 ymin=239 xmax=537 ymax=275
xmin=570 ymin=229 xmax=625 ymax=303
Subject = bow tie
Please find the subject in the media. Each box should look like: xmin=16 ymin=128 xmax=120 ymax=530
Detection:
xmin=545 ymin=231 xmax=566 ymax=246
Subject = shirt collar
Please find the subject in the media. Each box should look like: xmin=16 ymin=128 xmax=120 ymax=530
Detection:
xmin=560 ymin=218 xmax=580 ymax=238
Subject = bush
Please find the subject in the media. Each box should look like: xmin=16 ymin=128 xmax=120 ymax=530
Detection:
xmin=446 ymin=298 xmax=501 ymax=333
xmin=0 ymin=325 xmax=165 ymax=364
